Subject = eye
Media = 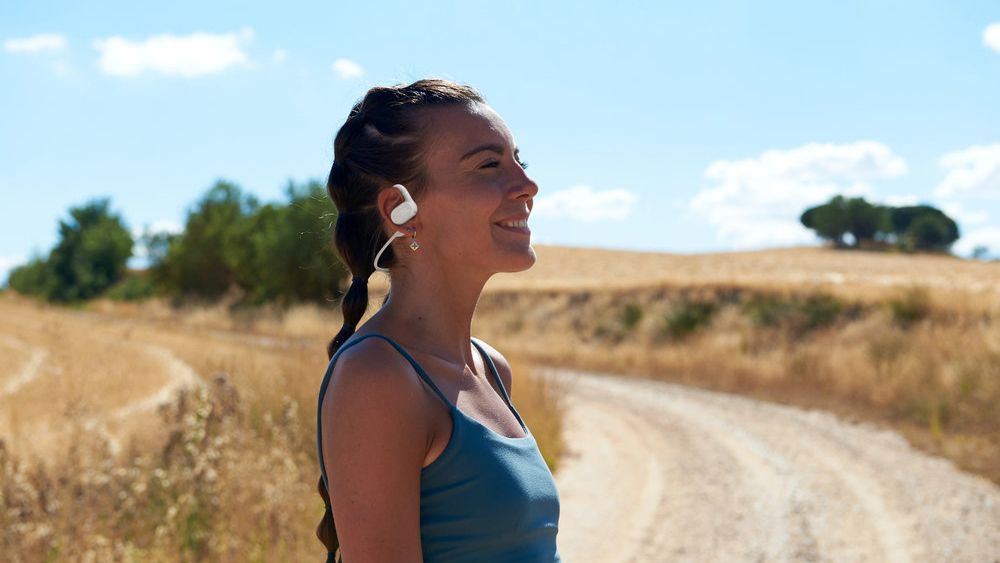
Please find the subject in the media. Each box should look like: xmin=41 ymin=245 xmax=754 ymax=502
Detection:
xmin=479 ymin=159 xmax=529 ymax=170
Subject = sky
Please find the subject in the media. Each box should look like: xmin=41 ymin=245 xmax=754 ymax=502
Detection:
xmin=3 ymin=1 xmax=1000 ymax=283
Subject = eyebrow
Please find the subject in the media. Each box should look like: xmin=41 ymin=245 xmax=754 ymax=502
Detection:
xmin=459 ymin=143 xmax=520 ymax=162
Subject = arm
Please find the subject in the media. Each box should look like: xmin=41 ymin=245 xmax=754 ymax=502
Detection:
xmin=321 ymin=343 xmax=427 ymax=563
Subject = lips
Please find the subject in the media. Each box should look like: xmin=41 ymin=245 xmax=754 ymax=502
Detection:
xmin=494 ymin=222 xmax=530 ymax=235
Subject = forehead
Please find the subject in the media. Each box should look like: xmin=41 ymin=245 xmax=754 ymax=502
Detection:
xmin=421 ymin=102 xmax=514 ymax=157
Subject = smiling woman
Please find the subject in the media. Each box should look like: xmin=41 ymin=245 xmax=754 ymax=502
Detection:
xmin=314 ymin=78 xmax=560 ymax=562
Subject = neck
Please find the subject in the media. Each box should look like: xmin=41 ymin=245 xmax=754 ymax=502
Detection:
xmin=369 ymin=263 xmax=490 ymax=370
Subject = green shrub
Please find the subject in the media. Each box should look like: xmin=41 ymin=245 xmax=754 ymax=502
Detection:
xmin=741 ymin=292 xmax=845 ymax=333
xmin=741 ymin=293 xmax=792 ymax=327
xmin=797 ymin=293 xmax=844 ymax=331
xmin=104 ymin=272 xmax=157 ymax=301
xmin=620 ymin=303 xmax=643 ymax=330
xmin=887 ymin=286 xmax=931 ymax=328
xmin=663 ymin=300 xmax=717 ymax=339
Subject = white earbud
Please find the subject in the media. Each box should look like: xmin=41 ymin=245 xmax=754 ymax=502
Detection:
xmin=374 ymin=184 xmax=418 ymax=273
xmin=389 ymin=184 xmax=417 ymax=225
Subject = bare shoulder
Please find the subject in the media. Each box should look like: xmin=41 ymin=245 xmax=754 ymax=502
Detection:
xmin=473 ymin=338 xmax=513 ymax=396
xmin=319 ymin=336 xmax=428 ymax=562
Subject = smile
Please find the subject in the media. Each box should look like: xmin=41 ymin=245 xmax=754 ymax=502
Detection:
xmin=494 ymin=222 xmax=531 ymax=235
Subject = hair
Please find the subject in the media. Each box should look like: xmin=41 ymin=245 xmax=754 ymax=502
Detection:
xmin=316 ymin=78 xmax=485 ymax=558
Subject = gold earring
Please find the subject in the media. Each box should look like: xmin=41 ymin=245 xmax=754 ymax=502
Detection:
xmin=409 ymin=227 xmax=420 ymax=251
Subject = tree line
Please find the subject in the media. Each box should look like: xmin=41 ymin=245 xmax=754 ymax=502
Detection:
xmin=800 ymin=195 xmax=961 ymax=252
xmin=6 ymin=179 xmax=348 ymax=305
xmin=4 ymin=186 xmax=978 ymax=306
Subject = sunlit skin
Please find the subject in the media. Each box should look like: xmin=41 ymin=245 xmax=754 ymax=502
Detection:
xmin=359 ymin=101 xmax=539 ymax=373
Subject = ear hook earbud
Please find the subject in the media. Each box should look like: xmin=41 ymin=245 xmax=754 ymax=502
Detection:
xmin=374 ymin=184 xmax=418 ymax=273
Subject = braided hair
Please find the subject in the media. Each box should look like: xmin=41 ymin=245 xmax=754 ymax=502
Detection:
xmin=317 ymin=78 xmax=485 ymax=560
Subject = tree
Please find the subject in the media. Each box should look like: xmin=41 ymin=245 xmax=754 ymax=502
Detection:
xmin=888 ymin=205 xmax=959 ymax=251
xmin=801 ymin=195 xmax=852 ymax=247
xmin=6 ymin=255 xmax=56 ymax=297
xmin=239 ymin=180 xmax=347 ymax=304
xmin=154 ymin=180 xmax=259 ymax=299
xmin=45 ymin=198 xmax=133 ymax=302
xmin=906 ymin=213 xmax=957 ymax=251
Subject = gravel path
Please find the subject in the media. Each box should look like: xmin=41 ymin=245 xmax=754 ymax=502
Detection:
xmin=0 ymin=334 xmax=48 ymax=397
xmin=544 ymin=368 xmax=1000 ymax=563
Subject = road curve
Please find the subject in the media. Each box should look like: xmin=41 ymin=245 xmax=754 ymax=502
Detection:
xmin=542 ymin=368 xmax=1000 ymax=563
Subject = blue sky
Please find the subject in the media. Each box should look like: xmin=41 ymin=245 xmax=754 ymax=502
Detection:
xmin=3 ymin=1 xmax=1000 ymax=283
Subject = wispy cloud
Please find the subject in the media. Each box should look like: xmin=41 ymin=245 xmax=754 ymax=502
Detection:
xmin=331 ymin=58 xmax=364 ymax=79
xmin=272 ymin=48 xmax=287 ymax=63
xmin=951 ymin=226 xmax=1000 ymax=258
xmin=92 ymin=27 xmax=254 ymax=77
xmin=933 ymin=143 xmax=1000 ymax=199
xmin=940 ymin=201 xmax=990 ymax=226
xmin=984 ymin=22 xmax=1000 ymax=53
xmin=532 ymin=184 xmax=638 ymax=221
xmin=4 ymin=33 xmax=67 ymax=54
xmin=690 ymin=141 xmax=908 ymax=248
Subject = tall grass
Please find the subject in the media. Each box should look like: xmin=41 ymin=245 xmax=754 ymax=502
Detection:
xmin=0 ymin=294 xmax=565 ymax=561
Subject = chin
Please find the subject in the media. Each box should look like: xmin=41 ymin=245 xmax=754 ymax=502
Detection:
xmin=497 ymin=246 xmax=536 ymax=273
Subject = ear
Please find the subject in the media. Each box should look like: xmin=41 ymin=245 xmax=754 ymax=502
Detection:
xmin=376 ymin=184 xmax=419 ymax=233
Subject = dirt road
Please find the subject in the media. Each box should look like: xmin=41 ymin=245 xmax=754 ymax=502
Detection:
xmin=544 ymin=368 xmax=1000 ymax=563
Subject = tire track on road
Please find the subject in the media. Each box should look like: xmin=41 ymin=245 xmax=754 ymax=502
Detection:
xmin=0 ymin=334 xmax=49 ymax=397
xmin=544 ymin=368 xmax=1000 ymax=563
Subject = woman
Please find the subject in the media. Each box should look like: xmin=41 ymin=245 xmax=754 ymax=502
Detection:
xmin=315 ymin=79 xmax=562 ymax=562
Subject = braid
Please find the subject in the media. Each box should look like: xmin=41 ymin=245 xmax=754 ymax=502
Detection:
xmin=315 ymin=78 xmax=485 ymax=559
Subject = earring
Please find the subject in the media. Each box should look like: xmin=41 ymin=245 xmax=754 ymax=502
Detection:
xmin=409 ymin=227 xmax=420 ymax=251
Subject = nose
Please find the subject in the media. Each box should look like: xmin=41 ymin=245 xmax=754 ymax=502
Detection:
xmin=515 ymin=168 xmax=539 ymax=200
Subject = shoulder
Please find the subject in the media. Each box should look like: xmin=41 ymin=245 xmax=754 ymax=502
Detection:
xmin=473 ymin=338 xmax=513 ymax=395
xmin=324 ymin=336 xmax=429 ymax=409
xmin=321 ymin=335 xmax=434 ymax=445
xmin=319 ymin=335 xmax=426 ymax=559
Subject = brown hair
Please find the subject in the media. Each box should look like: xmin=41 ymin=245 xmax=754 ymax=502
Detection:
xmin=317 ymin=78 xmax=485 ymax=558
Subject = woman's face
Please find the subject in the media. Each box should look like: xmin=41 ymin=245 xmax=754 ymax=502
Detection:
xmin=410 ymin=102 xmax=539 ymax=276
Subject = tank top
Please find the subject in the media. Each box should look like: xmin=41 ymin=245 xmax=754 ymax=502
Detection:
xmin=316 ymin=332 xmax=562 ymax=562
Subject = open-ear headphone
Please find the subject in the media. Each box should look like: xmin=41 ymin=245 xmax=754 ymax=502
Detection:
xmin=373 ymin=184 xmax=418 ymax=273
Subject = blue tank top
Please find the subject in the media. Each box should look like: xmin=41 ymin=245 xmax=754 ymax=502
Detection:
xmin=316 ymin=333 xmax=562 ymax=562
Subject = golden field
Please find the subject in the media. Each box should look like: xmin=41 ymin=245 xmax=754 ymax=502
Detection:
xmin=2 ymin=242 xmax=998 ymax=561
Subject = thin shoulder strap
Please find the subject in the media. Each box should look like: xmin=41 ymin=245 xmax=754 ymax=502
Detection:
xmin=316 ymin=332 xmax=453 ymax=494
xmin=339 ymin=333 xmax=454 ymax=409
xmin=471 ymin=338 xmax=525 ymax=429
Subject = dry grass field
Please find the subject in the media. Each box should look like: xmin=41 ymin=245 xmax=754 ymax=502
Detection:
xmin=2 ymin=242 xmax=998 ymax=561
xmin=0 ymin=292 xmax=566 ymax=561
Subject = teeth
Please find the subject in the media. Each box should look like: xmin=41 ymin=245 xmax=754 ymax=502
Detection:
xmin=499 ymin=219 xmax=528 ymax=228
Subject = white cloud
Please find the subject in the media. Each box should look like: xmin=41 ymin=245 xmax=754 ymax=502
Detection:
xmin=951 ymin=226 xmax=1000 ymax=258
xmin=4 ymin=33 xmax=67 ymax=53
xmin=939 ymin=201 xmax=990 ymax=226
xmin=984 ymin=22 xmax=1000 ymax=53
xmin=532 ymin=184 xmax=638 ymax=221
xmin=882 ymin=194 xmax=922 ymax=206
xmin=131 ymin=219 xmax=182 ymax=239
xmin=92 ymin=27 xmax=254 ymax=77
xmin=131 ymin=220 xmax=183 ymax=259
xmin=331 ymin=58 xmax=364 ymax=79
xmin=690 ymin=141 xmax=908 ymax=249
xmin=933 ymin=143 xmax=1000 ymax=199
xmin=272 ymin=48 xmax=287 ymax=63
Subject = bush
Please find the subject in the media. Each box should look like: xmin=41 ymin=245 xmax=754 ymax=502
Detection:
xmin=887 ymin=286 xmax=931 ymax=328
xmin=620 ymin=303 xmax=643 ymax=330
xmin=741 ymin=293 xmax=793 ymax=327
xmin=741 ymin=291 xmax=846 ymax=334
xmin=104 ymin=272 xmax=157 ymax=301
xmin=663 ymin=300 xmax=717 ymax=339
